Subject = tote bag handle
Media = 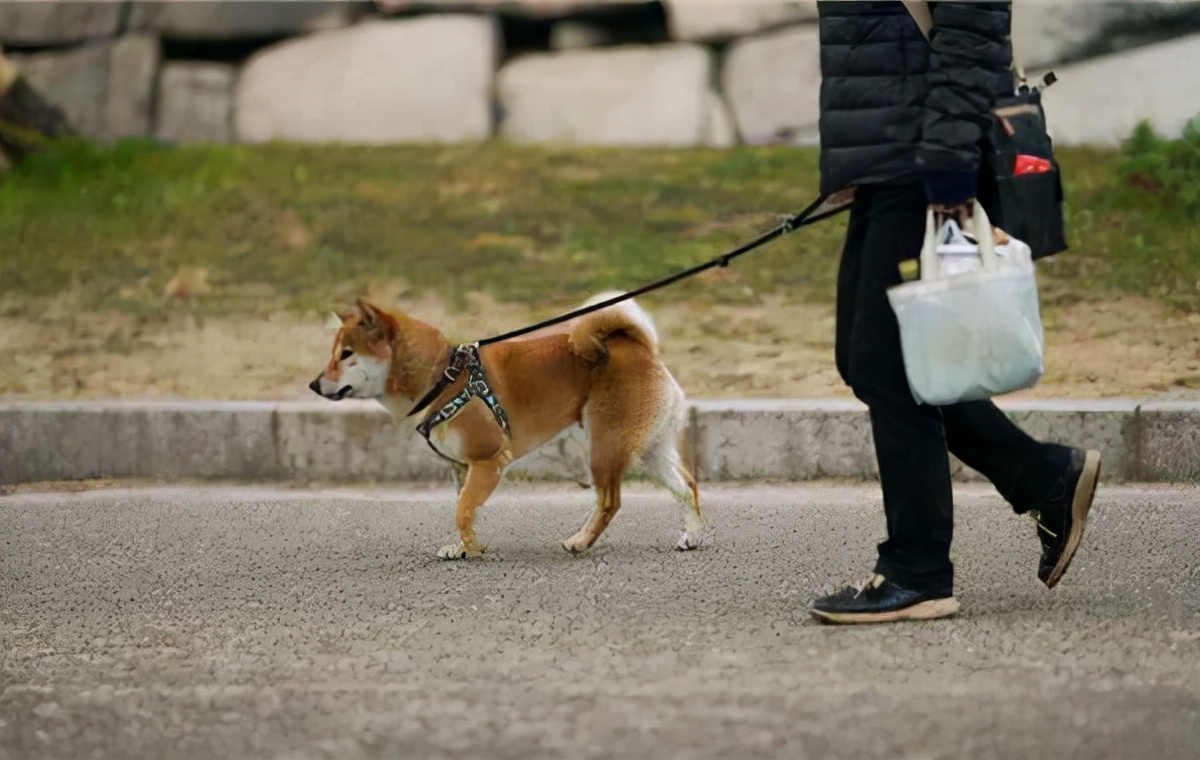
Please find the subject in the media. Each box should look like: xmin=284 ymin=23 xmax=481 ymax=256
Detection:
xmin=921 ymin=202 xmax=1000 ymax=281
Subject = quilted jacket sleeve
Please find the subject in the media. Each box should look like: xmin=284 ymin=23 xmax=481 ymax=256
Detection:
xmin=919 ymin=2 xmax=1012 ymax=204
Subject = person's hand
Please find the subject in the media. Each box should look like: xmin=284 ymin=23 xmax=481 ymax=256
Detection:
xmin=929 ymin=201 xmax=973 ymax=226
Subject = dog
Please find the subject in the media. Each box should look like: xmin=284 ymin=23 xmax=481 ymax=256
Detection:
xmin=309 ymin=293 xmax=705 ymax=559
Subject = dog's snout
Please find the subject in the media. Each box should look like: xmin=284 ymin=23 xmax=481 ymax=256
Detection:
xmin=308 ymin=376 xmax=323 ymax=395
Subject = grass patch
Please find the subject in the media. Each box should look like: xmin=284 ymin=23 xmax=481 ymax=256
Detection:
xmin=1051 ymin=120 xmax=1200 ymax=312
xmin=1 ymin=137 xmax=1196 ymax=317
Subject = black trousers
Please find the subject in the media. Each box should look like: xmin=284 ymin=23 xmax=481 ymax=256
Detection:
xmin=835 ymin=183 xmax=1072 ymax=593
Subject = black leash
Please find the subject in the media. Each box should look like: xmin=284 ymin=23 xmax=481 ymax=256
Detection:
xmin=474 ymin=192 xmax=847 ymax=346
xmin=406 ymin=191 xmax=851 ymax=423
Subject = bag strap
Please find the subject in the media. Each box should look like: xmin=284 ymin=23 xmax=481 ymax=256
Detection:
xmin=902 ymin=1 xmax=933 ymax=39
xmin=904 ymin=2 xmax=1036 ymax=87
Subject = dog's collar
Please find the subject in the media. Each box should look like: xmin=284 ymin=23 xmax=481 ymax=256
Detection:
xmin=413 ymin=343 xmax=511 ymax=443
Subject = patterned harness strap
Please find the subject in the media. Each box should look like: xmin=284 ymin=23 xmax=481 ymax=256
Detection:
xmin=415 ymin=343 xmax=511 ymax=446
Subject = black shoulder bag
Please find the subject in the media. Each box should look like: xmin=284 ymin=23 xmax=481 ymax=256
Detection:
xmin=906 ymin=1 xmax=1068 ymax=259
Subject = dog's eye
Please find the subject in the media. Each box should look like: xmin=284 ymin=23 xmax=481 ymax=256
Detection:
xmin=339 ymin=349 xmax=353 ymax=361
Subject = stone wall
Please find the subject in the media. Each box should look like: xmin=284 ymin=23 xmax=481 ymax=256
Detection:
xmin=3 ymin=0 xmax=1199 ymax=148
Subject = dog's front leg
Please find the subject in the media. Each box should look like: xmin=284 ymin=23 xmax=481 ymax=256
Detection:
xmin=437 ymin=461 xmax=502 ymax=560
xmin=449 ymin=461 xmax=468 ymax=494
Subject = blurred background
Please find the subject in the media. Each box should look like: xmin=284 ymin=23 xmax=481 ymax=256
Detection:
xmin=3 ymin=0 xmax=1200 ymax=147
xmin=1 ymin=0 xmax=1198 ymax=402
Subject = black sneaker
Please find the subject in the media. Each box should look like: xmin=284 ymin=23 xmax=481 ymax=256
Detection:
xmin=1033 ymin=448 xmax=1102 ymax=589
xmin=809 ymin=574 xmax=960 ymax=625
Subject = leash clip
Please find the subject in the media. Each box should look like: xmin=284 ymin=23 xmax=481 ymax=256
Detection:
xmin=406 ymin=342 xmax=472 ymax=419
xmin=441 ymin=344 xmax=473 ymax=382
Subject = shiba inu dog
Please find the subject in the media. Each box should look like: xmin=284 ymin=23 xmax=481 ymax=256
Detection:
xmin=309 ymin=294 xmax=704 ymax=559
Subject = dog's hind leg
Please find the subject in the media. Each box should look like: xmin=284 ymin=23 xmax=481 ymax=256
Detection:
xmin=640 ymin=433 xmax=705 ymax=551
xmin=437 ymin=462 xmax=502 ymax=560
xmin=562 ymin=445 xmax=630 ymax=554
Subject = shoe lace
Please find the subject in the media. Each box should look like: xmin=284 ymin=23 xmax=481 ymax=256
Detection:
xmin=852 ymin=573 xmax=887 ymax=598
xmin=1031 ymin=511 xmax=1058 ymax=540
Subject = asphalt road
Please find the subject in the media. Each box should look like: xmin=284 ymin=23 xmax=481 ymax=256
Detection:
xmin=2 ymin=482 xmax=1198 ymax=760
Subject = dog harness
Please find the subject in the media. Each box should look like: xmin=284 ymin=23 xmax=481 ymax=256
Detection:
xmin=415 ymin=343 xmax=511 ymax=462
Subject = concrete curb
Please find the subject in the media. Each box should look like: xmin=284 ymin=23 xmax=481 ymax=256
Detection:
xmin=2 ymin=399 xmax=1198 ymax=485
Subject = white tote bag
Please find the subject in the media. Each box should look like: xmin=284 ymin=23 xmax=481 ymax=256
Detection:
xmin=887 ymin=202 xmax=1045 ymax=406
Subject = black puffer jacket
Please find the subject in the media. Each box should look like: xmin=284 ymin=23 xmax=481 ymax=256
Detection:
xmin=818 ymin=1 xmax=1013 ymax=204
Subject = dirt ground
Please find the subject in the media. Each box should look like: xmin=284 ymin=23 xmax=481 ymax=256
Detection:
xmin=1 ymin=290 xmax=1198 ymax=402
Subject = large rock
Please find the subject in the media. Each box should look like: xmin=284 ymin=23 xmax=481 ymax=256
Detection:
xmin=129 ymin=0 xmax=364 ymax=39
xmin=1013 ymin=0 xmax=1200 ymax=69
xmin=7 ymin=45 xmax=102 ymax=137
xmin=236 ymin=16 xmax=499 ymax=143
xmin=721 ymin=24 xmax=821 ymax=146
xmin=1041 ymin=34 xmax=1200 ymax=146
xmin=13 ymin=35 xmax=160 ymax=140
xmin=155 ymin=62 xmax=236 ymax=144
xmin=0 ymin=0 xmax=124 ymax=46
xmin=665 ymin=0 xmax=818 ymax=42
xmin=497 ymin=44 xmax=733 ymax=147
xmin=106 ymin=35 xmax=160 ymax=137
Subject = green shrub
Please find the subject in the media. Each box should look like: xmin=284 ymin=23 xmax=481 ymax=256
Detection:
xmin=1113 ymin=117 xmax=1200 ymax=218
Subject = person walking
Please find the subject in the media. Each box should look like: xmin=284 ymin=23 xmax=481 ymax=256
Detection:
xmin=809 ymin=0 xmax=1102 ymax=624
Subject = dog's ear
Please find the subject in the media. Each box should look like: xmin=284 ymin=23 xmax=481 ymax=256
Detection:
xmin=324 ymin=311 xmax=345 ymax=332
xmin=355 ymin=299 xmax=399 ymax=341
xmin=355 ymin=298 xmax=381 ymax=325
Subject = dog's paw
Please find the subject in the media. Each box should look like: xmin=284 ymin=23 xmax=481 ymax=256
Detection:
xmin=436 ymin=542 xmax=485 ymax=560
xmin=561 ymin=532 xmax=593 ymax=554
xmin=675 ymin=530 xmax=703 ymax=551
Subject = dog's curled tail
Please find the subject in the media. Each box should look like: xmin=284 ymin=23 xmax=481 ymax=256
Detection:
xmin=568 ymin=291 xmax=660 ymax=364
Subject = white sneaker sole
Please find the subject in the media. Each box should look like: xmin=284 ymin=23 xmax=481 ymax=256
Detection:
xmin=810 ymin=596 xmax=961 ymax=625
xmin=1044 ymin=449 xmax=1102 ymax=589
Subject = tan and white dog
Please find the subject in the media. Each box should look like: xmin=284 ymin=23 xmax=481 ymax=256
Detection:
xmin=309 ymin=294 xmax=705 ymax=559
